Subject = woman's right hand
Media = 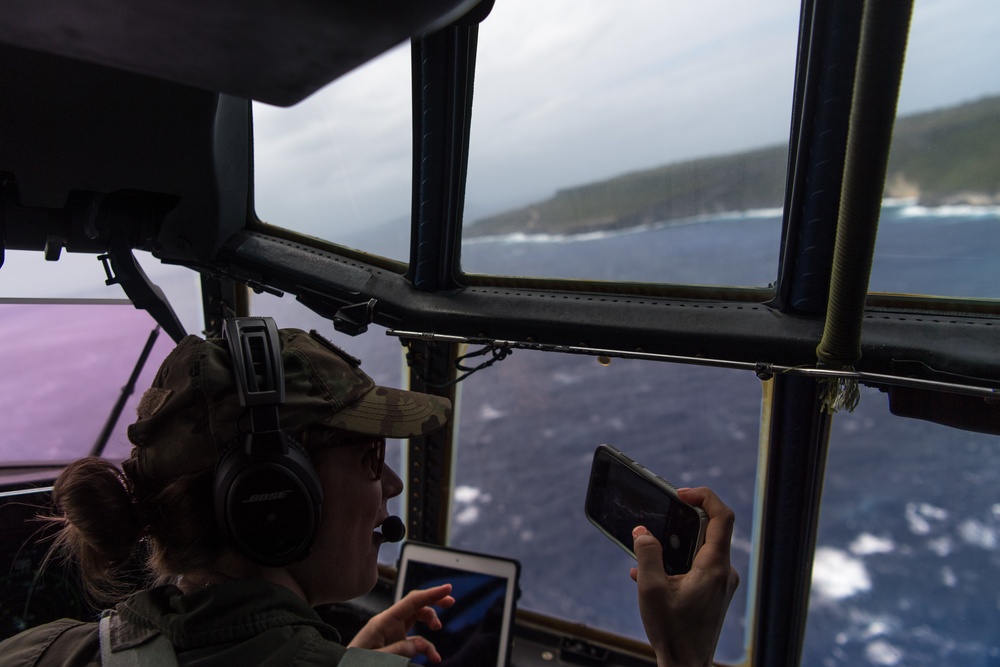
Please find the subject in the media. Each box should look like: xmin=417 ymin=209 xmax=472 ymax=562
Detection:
xmin=630 ymin=487 xmax=739 ymax=667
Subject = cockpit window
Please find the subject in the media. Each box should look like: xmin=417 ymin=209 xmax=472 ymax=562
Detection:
xmin=460 ymin=0 xmax=799 ymax=287
xmin=0 ymin=299 xmax=174 ymax=465
xmin=0 ymin=250 xmax=203 ymax=465
xmin=806 ymin=385 xmax=1000 ymax=665
xmin=869 ymin=0 xmax=1000 ymax=300
xmin=251 ymin=42 xmax=413 ymax=262
xmin=449 ymin=351 xmax=760 ymax=664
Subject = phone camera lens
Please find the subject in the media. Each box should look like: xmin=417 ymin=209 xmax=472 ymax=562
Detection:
xmin=669 ymin=534 xmax=681 ymax=550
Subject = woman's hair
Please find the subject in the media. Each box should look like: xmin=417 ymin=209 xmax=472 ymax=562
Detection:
xmin=42 ymin=425 xmax=345 ymax=604
xmin=42 ymin=457 xmax=223 ymax=603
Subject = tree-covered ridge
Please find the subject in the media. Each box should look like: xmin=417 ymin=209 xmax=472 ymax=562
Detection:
xmin=467 ymin=95 xmax=1000 ymax=237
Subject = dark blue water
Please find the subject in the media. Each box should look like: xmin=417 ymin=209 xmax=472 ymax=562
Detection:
xmin=279 ymin=206 xmax=1000 ymax=666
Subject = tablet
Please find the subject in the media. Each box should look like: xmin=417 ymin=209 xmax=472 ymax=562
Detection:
xmin=395 ymin=542 xmax=520 ymax=667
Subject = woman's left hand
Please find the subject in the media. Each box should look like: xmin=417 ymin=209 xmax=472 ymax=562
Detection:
xmin=348 ymin=583 xmax=455 ymax=663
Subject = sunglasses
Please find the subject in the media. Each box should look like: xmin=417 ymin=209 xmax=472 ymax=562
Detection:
xmin=305 ymin=432 xmax=386 ymax=481
xmin=366 ymin=439 xmax=386 ymax=481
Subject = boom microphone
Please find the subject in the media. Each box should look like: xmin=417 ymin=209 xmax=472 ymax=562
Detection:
xmin=380 ymin=516 xmax=406 ymax=543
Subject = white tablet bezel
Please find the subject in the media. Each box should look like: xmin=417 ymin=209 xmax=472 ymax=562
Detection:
xmin=395 ymin=542 xmax=520 ymax=667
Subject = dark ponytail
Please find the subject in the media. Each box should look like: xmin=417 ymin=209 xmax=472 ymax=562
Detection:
xmin=43 ymin=456 xmax=225 ymax=604
xmin=44 ymin=457 xmax=145 ymax=602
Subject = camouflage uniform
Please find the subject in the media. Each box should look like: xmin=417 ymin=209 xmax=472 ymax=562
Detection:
xmin=0 ymin=580 xmax=412 ymax=666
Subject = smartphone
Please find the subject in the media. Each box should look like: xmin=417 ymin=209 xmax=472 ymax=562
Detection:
xmin=585 ymin=444 xmax=707 ymax=575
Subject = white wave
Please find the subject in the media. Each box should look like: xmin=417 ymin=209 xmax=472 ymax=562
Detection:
xmin=957 ymin=519 xmax=998 ymax=549
xmin=465 ymin=226 xmax=650 ymax=246
xmin=454 ymin=506 xmax=480 ymax=525
xmin=905 ymin=502 xmax=948 ymax=535
xmin=861 ymin=619 xmax=892 ymax=639
xmin=941 ymin=566 xmax=958 ymax=588
xmin=742 ymin=206 xmax=784 ymax=219
xmin=812 ymin=547 xmax=872 ymax=601
xmin=896 ymin=203 xmax=1000 ymax=219
xmin=454 ymin=485 xmax=483 ymax=503
xmin=850 ymin=533 xmax=896 ymax=556
xmin=478 ymin=404 xmax=505 ymax=421
xmin=453 ymin=485 xmax=492 ymax=525
xmin=927 ymin=536 xmax=953 ymax=557
xmin=865 ymin=639 xmax=904 ymax=666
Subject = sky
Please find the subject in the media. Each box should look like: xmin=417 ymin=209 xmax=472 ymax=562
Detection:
xmin=250 ymin=0 xmax=1000 ymax=241
xmin=2 ymin=0 xmax=999 ymax=301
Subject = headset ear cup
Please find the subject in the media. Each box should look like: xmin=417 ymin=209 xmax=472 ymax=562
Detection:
xmin=214 ymin=434 xmax=324 ymax=566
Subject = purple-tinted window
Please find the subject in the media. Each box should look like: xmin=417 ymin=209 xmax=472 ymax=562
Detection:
xmin=0 ymin=300 xmax=174 ymax=465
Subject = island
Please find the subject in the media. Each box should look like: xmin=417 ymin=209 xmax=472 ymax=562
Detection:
xmin=465 ymin=95 xmax=1000 ymax=238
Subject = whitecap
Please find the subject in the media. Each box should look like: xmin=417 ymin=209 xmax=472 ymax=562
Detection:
xmin=865 ymin=639 xmax=904 ymax=666
xmin=941 ymin=566 xmax=958 ymax=587
xmin=850 ymin=533 xmax=895 ymax=556
xmin=742 ymin=207 xmax=784 ymax=219
xmin=812 ymin=547 xmax=872 ymax=601
xmin=454 ymin=506 xmax=480 ymax=525
xmin=905 ymin=502 xmax=948 ymax=535
xmin=918 ymin=503 xmax=949 ymax=520
xmin=927 ymin=536 xmax=953 ymax=557
xmin=957 ymin=519 xmax=998 ymax=549
xmin=478 ymin=404 xmax=505 ymax=421
xmin=905 ymin=504 xmax=931 ymax=535
xmin=862 ymin=619 xmax=891 ymax=639
xmin=896 ymin=203 xmax=1000 ymax=219
xmin=454 ymin=485 xmax=481 ymax=503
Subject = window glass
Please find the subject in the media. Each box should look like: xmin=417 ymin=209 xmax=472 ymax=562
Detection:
xmin=449 ymin=352 xmax=760 ymax=664
xmin=805 ymin=386 xmax=1000 ymax=665
xmin=252 ymin=43 xmax=413 ymax=262
xmin=0 ymin=300 xmax=176 ymax=465
xmin=871 ymin=0 xmax=1000 ymax=299
xmin=251 ymin=291 xmax=410 ymax=564
xmin=461 ymin=0 xmax=799 ymax=287
xmin=0 ymin=250 xmax=202 ymax=465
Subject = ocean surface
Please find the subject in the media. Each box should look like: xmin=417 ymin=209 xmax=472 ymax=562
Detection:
xmin=4 ymin=203 xmax=998 ymax=665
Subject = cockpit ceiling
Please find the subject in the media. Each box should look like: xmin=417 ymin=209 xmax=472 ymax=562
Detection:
xmin=0 ymin=0 xmax=484 ymax=106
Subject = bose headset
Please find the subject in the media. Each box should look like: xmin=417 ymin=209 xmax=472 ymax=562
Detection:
xmin=214 ymin=317 xmax=324 ymax=566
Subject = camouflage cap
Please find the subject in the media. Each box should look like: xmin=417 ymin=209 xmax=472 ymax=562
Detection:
xmin=127 ymin=328 xmax=451 ymax=479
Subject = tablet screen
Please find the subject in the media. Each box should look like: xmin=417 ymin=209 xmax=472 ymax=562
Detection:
xmin=395 ymin=543 xmax=519 ymax=667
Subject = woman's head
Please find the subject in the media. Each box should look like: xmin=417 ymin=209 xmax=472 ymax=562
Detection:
xmin=285 ymin=433 xmax=405 ymax=604
xmin=46 ymin=325 xmax=450 ymax=604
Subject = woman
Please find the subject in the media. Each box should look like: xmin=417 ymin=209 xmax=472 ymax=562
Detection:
xmin=1 ymin=323 xmax=738 ymax=666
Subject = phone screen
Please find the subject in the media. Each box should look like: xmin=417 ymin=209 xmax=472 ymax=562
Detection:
xmin=586 ymin=445 xmax=704 ymax=574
